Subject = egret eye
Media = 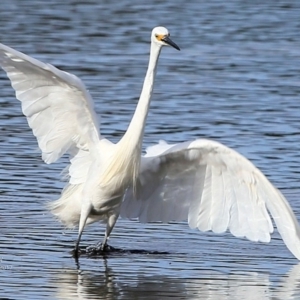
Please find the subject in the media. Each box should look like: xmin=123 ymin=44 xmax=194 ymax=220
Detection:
xmin=155 ymin=34 xmax=158 ymax=38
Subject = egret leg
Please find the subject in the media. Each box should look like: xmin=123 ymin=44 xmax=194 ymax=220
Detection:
xmin=86 ymin=213 xmax=119 ymax=253
xmin=100 ymin=213 xmax=119 ymax=250
xmin=74 ymin=203 xmax=92 ymax=258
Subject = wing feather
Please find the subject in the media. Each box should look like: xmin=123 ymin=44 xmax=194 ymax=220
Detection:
xmin=197 ymin=164 xmax=213 ymax=232
xmin=188 ymin=165 xmax=206 ymax=228
xmin=210 ymin=166 xmax=229 ymax=233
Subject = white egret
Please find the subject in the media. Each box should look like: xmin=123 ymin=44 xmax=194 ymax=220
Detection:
xmin=0 ymin=27 xmax=300 ymax=260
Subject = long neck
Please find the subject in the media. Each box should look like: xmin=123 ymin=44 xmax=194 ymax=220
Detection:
xmin=120 ymin=42 xmax=161 ymax=146
xmin=104 ymin=42 xmax=161 ymax=191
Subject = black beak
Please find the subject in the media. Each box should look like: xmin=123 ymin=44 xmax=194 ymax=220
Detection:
xmin=162 ymin=36 xmax=180 ymax=51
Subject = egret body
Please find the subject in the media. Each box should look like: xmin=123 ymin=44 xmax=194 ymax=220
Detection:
xmin=0 ymin=27 xmax=300 ymax=260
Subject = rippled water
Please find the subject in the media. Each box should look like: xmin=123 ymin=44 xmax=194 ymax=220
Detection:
xmin=1 ymin=0 xmax=300 ymax=299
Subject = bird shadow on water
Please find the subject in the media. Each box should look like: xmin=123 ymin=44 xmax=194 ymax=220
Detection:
xmin=72 ymin=244 xmax=171 ymax=266
xmin=79 ymin=244 xmax=170 ymax=256
xmin=51 ymin=259 xmax=300 ymax=300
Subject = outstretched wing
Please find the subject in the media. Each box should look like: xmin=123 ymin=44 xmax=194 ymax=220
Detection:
xmin=121 ymin=139 xmax=300 ymax=260
xmin=0 ymin=43 xmax=100 ymax=164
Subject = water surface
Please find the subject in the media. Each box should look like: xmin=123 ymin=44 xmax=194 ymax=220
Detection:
xmin=1 ymin=0 xmax=300 ymax=299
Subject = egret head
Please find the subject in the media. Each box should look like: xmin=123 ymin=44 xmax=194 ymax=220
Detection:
xmin=151 ymin=26 xmax=180 ymax=51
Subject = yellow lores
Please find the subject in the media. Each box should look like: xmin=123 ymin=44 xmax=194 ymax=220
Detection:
xmin=155 ymin=34 xmax=167 ymax=41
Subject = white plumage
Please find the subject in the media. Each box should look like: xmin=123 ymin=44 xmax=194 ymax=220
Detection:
xmin=1 ymin=27 xmax=300 ymax=260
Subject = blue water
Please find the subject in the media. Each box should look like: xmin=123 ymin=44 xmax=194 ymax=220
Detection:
xmin=1 ymin=0 xmax=300 ymax=299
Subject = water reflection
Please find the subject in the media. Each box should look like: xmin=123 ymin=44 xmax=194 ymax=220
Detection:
xmin=53 ymin=261 xmax=300 ymax=300
xmin=54 ymin=263 xmax=187 ymax=299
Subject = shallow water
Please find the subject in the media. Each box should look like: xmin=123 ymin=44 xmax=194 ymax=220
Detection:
xmin=1 ymin=0 xmax=300 ymax=299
